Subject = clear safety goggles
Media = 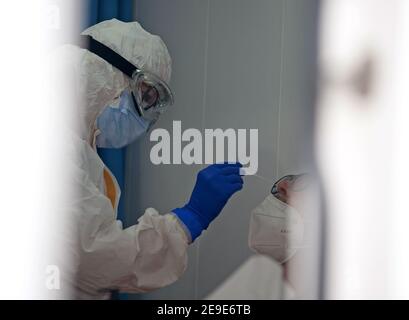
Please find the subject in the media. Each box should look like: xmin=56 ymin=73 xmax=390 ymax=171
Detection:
xmin=130 ymin=70 xmax=174 ymax=125
xmin=271 ymin=174 xmax=310 ymax=198
xmin=78 ymin=35 xmax=174 ymax=125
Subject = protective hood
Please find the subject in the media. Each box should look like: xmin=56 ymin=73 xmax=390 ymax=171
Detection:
xmin=50 ymin=19 xmax=172 ymax=145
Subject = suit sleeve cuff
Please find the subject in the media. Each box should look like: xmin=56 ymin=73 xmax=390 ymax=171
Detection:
xmin=172 ymin=207 xmax=203 ymax=242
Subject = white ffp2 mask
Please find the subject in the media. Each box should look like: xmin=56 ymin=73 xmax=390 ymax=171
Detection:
xmin=248 ymin=195 xmax=304 ymax=264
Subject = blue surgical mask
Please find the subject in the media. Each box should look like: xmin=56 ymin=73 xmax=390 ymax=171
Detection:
xmin=96 ymin=90 xmax=150 ymax=148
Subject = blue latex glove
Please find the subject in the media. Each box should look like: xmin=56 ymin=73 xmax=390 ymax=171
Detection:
xmin=173 ymin=163 xmax=244 ymax=242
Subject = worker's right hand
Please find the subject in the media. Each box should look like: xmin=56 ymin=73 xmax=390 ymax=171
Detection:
xmin=173 ymin=163 xmax=244 ymax=242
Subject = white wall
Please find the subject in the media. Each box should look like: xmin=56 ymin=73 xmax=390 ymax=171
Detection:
xmin=124 ymin=0 xmax=319 ymax=299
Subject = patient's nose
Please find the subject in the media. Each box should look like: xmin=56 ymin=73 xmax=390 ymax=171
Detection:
xmin=277 ymin=180 xmax=290 ymax=204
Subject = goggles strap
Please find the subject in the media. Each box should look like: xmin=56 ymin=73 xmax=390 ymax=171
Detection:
xmin=77 ymin=35 xmax=137 ymax=78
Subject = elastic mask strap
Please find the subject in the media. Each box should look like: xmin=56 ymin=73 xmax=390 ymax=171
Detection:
xmin=78 ymin=35 xmax=137 ymax=78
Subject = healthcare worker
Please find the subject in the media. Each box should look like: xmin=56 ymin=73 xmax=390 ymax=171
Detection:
xmin=53 ymin=19 xmax=243 ymax=299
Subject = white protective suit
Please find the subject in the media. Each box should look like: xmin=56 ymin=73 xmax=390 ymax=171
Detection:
xmin=53 ymin=19 xmax=189 ymax=299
